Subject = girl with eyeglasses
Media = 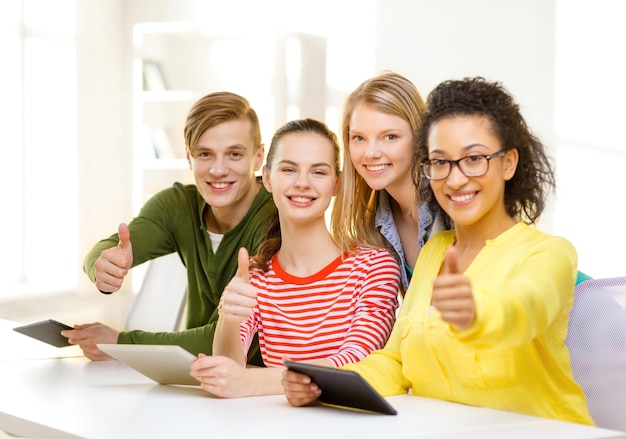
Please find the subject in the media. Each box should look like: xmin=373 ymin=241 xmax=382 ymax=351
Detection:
xmin=282 ymin=77 xmax=593 ymax=425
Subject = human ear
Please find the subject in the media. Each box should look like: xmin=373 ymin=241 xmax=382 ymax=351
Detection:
xmin=332 ymin=172 xmax=341 ymax=196
xmin=254 ymin=144 xmax=265 ymax=171
xmin=503 ymin=148 xmax=519 ymax=181
xmin=186 ymin=148 xmax=192 ymax=170
xmin=262 ymin=166 xmax=272 ymax=193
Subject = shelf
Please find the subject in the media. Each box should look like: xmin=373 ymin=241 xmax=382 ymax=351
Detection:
xmin=132 ymin=22 xmax=328 ymax=213
xmin=142 ymin=90 xmax=194 ymax=102
xmin=142 ymin=158 xmax=189 ymax=170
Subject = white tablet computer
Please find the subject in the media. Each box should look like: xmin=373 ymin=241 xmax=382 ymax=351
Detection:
xmin=97 ymin=344 xmax=199 ymax=386
xmin=284 ymin=360 xmax=397 ymax=415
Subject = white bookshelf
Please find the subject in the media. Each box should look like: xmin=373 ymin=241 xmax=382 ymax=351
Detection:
xmin=131 ymin=22 xmax=328 ymax=213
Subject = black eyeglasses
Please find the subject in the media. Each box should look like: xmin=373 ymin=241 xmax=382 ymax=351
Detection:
xmin=422 ymin=149 xmax=507 ymax=181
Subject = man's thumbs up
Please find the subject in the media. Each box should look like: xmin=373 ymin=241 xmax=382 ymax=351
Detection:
xmin=235 ymin=247 xmax=250 ymax=284
xmin=93 ymin=223 xmax=133 ymax=294
xmin=117 ymin=222 xmax=132 ymax=258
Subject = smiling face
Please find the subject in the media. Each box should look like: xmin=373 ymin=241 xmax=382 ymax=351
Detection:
xmin=263 ymin=131 xmax=338 ymax=227
xmin=427 ymin=115 xmax=518 ymax=232
xmin=348 ymin=104 xmax=414 ymax=196
xmin=187 ymin=118 xmax=264 ymax=212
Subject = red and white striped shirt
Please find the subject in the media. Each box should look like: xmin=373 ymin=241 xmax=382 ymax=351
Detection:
xmin=240 ymin=247 xmax=400 ymax=367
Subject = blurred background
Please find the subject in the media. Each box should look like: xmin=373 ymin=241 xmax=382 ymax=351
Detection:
xmin=0 ymin=0 xmax=624 ymax=326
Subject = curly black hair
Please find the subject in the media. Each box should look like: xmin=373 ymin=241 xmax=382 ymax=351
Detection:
xmin=412 ymin=77 xmax=555 ymax=225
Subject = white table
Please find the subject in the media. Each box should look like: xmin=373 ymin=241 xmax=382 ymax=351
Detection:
xmin=0 ymin=318 xmax=83 ymax=362
xmin=1 ymin=319 xmax=624 ymax=439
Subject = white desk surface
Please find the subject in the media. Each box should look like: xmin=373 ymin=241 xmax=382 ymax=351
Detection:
xmin=0 ymin=318 xmax=83 ymax=362
xmin=1 ymin=319 xmax=625 ymax=439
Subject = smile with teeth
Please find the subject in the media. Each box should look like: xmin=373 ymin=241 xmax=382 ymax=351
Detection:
xmin=449 ymin=192 xmax=476 ymax=202
xmin=365 ymin=164 xmax=389 ymax=172
xmin=290 ymin=196 xmax=313 ymax=203
xmin=211 ymin=182 xmax=230 ymax=189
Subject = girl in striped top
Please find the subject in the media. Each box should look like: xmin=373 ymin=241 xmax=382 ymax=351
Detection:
xmin=190 ymin=118 xmax=401 ymax=397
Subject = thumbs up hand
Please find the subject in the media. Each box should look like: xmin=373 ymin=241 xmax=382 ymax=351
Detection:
xmin=234 ymin=246 xmax=250 ymax=284
xmin=94 ymin=223 xmax=134 ymax=293
xmin=431 ymin=246 xmax=475 ymax=330
xmin=117 ymin=222 xmax=132 ymax=256
xmin=219 ymin=247 xmax=258 ymax=323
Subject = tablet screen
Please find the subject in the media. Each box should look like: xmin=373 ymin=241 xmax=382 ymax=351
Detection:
xmin=284 ymin=360 xmax=397 ymax=415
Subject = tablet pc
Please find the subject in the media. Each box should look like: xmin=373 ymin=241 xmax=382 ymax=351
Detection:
xmin=13 ymin=319 xmax=73 ymax=347
xmin=97 ymin=344 xmax=199 ymax=386
xmin=283 ymin=360 xmax=397 ymax=415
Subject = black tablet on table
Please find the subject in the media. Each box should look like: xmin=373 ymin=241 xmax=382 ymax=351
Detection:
xmin=283 ymin=360 xmax=397 ymax=415
xmin=13 ymin=319 xmax=73 ymax=347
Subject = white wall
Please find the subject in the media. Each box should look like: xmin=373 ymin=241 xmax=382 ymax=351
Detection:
xmin=374 ymin=0 xmax=557 ymax=231
xmin=375 ymin=0 xmax=556 ymax=131
xmin=73 ymin=0 xmax=202 ymax=324
xmin=552 ymin=0 xmax=626 ymax=278
xmin=372 ymin=0 xmax=625 ymax=278
xmin=4 ymin=0 xmax=623 ymax=324
xmin=373 ymin=1 xmax=626 ymax=278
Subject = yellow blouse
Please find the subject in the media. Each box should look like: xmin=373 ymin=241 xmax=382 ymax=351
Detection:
xmin=342 ymin=222 xmax=593 ymax=425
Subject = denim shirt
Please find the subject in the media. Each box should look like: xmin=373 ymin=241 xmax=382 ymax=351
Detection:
xmin=375 ymin=191 xmax=446 ymax=291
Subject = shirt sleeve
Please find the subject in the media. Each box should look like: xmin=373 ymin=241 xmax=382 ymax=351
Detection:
xmin=118 ymin=313 xmax=265 ymax=366
xmin=83 ymin=186 xmax=183 ymax=282
xmin=239 ymin=308 xmax=260 ymax=360
xmin=327 ymin=249 xmax=400 ymax=367
xmin=238 ymin=271 xmax=263 ymax=361
xmin=341 ymin=317 xmax=411 ymax=396
xmin=454 ymin=235 xmax=578 ymax=347
xmin=118 ymin=319 xmax=217 ymax=356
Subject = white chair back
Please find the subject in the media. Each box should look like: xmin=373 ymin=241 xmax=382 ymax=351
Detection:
xmin=565 ymin=276 xmax=626 ymax=431
xmin=125 ymin=252 xmax=188 ymax=332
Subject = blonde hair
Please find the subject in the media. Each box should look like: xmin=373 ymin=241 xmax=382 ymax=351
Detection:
xmin=184 ymin=91 xmax=262 ymax=155
xmin=331 ymin=71 xmax=427 ymax=251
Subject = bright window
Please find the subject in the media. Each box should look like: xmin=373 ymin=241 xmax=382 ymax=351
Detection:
xmin=1 ymin=0 xmax=77 ymax=298
xmin=554 ymin=0 xmax=626 ymax=278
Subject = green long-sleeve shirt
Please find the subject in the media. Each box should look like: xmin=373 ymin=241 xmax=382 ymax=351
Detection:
xmin=84 ymin=181 xmax=276 ymax=365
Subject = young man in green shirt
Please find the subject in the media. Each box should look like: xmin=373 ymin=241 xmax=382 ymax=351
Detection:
xmin=62 ymin=92 xmax=276 ymax=365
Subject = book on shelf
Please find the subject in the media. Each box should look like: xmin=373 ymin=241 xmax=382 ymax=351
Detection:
xmin=142 ymin=60 xmax=167 ymax=91
xmin=143 ymin=125 xmax=175 ymax=159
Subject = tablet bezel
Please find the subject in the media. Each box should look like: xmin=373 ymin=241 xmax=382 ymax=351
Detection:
xmin=283 ymin=360 xmax=397 ymax=415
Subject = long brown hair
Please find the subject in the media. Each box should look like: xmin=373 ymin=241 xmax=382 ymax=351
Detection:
xmin=251 ymin=118 xmax=341 ymax=271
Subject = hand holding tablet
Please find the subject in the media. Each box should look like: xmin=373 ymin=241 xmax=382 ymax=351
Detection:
xmin=283 ymin=360 xmax=397 ymax=415
xmin=13 ymin=319 xmax=73 ymax=347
